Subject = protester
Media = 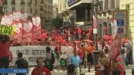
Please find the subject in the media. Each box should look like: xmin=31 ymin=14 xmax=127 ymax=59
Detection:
xmin=15 ymin=53 xmax=28 ymax=75
xmin=31 ymin=58 xmax=51 ymax=75
xmin=60 ymin=51 xmax=68 ymax=69
xmin=118 ymin=49 xmax=126 ymax=75
xmin=0 ymin=34 xmax=10 ymax=75
xmin=67 ymin=64 xmax=76 ymax=75
xmin=98 ymin=51 xmax=108 ymax=75
xmin=132 ymin=68 xmax=134 ymax=75
xmin=112 ymin=59 xmax=121 ymax=75
xmin=124 ymin=40 xmax=132 ymax=65
xmin=44 ymin=47 xmax=55 ymax=71
xmin=95 ymin=64 xmax=103 ymax=75
xmin=69 ymin=48 xmax=81 ymax=75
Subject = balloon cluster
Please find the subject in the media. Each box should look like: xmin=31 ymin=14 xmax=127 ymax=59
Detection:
xmin=103 ymin=34 xmax=113 ymax=44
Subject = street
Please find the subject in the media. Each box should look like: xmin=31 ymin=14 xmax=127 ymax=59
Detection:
xmin=7 ymin=65 xmax=134 ymax=75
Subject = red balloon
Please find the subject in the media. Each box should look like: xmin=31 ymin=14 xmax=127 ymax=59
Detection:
xmin=109 ymin=36 xmax=113 ymax=40
xmin=87 ymin=33 xmax=91 ymax=37
xmin=103 ymin=27 xmax=107 ymax=31
xmin=104 ymin=35 xmax=109 ymax=41
xmin=108 ymin=40 xmax=113 ymax=44
xmin=20 ymin=28 xmax=24 ymax=31
xmin=74 ymin=31 xmax=76 ymax=34
xmin=77 ymin=28 xmax=81 ymax=34
xmin=89 ymin=28 xmax=93 ymax=32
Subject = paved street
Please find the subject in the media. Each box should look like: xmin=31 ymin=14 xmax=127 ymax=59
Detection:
xmin=7 ymin=65 xmax=134 ymax=75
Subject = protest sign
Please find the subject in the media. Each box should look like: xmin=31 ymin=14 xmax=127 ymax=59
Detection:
xmin=0 ymin=25 xmax=15 ymax=35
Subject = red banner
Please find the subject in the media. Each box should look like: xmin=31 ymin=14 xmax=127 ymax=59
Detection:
xmin=109 ymin=19 xmax=120 ymax=59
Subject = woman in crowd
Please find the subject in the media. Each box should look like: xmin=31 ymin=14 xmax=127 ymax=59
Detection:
xmin=98 ymin=51 xmax=109 ymax=75
xmin=0 ymin=34 xmax=10 ymax=75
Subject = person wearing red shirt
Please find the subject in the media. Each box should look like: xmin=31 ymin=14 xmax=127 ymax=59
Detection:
xmin=78 ymin=46 xmax=84 ymax=59
xmin=31 ymin=58 xmax=51 ymax=75
xmin=95 ymin=65 xmax=103 ymax=75
xmin=0 ymin=34 xmax=10 ymax=75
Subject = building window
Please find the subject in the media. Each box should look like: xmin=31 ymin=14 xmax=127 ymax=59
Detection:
xmin=35 ymin=9 xmax=37 ymax=14
xmin=21 ymin=0 xmax=24 ymax=2
xmin=12 ymin=7 xmax=15 ymax=12
xmin=21 ymin=0 xmax=25 ymax=4
xmin=109 ymin=24 xmax=112 ymax=35
xmin=35 ymin=0 xmax=37 ymax=5
xmin=11 ymin=0 xmax=15 ymax=4
xmin=21 ymin=8 xmax=24 ymax=12
xmin=99 ymin=24 xmax=102 ymax=38
xmin=3 ymin=0 xmax=7 ymax=4
xmin=40 ymin=0 xmax=43 ymax=3
xmin=30 ymin=8 xmax=32 ymax=13
xmin=30 ymin=0 xmax=32 ymax=3
xmin=3 ymin=7 xmax=7 ymax=13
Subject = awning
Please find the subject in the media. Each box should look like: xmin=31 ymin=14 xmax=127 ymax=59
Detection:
xmin=68 ymin=0 xmax=93 ymax=9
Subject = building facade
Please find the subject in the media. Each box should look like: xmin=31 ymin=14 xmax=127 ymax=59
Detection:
xmin=58 ymin=0 xmax=73 ymax=26
xmin=53 ymin=3 xmax=58 ymax=18
xmin=67 ymin=0 xmax=93 ymax=30
xmin=2 ymin=0 xmax=53 ymax=28
xmin=93 ymin=0 xmax=120 ymax=38
xmin=120 ymin=0 xmax=134 ymax=63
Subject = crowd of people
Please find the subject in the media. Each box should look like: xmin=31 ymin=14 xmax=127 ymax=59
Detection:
xmin=0 ymin=25 xmax=133 ymax=75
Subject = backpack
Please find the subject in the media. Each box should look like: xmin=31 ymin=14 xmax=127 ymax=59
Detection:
xmin=44 ymin=59 xmax=54 ymax=71
xmin=60 ymin=58 xmax=67 ymax=67
xmin=51 ymin=53 xmax=55 ymax=65
xmin=18 ymin=59 xmax=28 ymax=68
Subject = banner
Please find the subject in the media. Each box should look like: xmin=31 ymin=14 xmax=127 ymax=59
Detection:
xmin=0 ymin=25 xmax=15 ymax=35
xmin=109 ymin=19 xmax=120 ymax=58
xmin=9 ymin=46 xmax=73 ymax=66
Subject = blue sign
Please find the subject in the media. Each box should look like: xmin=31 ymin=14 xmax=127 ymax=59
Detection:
xmin=118 ymin=27 xmax=123 ymax=34
xmin=116 ymin=19 xmax=124 ymax=26
xmin=68 ymin=0 xmax=79 ymax=6
xmin=0 ymin=69 xmax=28 ymax=73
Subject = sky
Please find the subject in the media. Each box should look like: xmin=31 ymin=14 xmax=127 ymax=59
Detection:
xmin=53 ymin=0 xmax=58 ymax=4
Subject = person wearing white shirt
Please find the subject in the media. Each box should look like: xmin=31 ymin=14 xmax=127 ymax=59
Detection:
xmin=61 ymin=51 xmax=68 ymax=60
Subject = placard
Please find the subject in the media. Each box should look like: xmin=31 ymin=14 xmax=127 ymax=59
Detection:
xmin=0 ymin=25 xmax=15 ymax=35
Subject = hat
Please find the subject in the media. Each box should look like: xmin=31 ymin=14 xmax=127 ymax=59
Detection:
xmin=116 ymin=57 xmax=122 ymax=62
xmin=95 ymin=64 xmax=100 ymax=68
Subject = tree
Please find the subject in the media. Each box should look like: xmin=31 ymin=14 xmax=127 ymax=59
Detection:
xmin=52 ymin=16 xmax=63 ymax=29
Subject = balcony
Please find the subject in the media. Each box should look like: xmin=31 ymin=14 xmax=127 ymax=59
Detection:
xmin=28 ymin=2 xmax=31 ymax=5
xmin=21 ymin=2 xmax=25 ymax=5
xmin=3 ymin=1 xmax=7 ymax=4
xmin=11 ymin=1 xmax=15 ymax=4
xmin=40 ymin=8 xmax=44 ymax=11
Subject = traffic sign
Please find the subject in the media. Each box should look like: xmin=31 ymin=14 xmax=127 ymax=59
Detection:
xmin=118 ymin=27 xmax=123 ymax=34
xmin=116 ymin=19 xmax=124 ymax=26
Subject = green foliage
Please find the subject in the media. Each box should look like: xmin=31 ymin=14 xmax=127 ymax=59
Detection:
xmin=52 ymin=16 xmax=63 ymax=29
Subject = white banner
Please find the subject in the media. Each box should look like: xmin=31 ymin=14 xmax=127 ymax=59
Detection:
xmin=9 ymin=46 xmax=73 ymax=66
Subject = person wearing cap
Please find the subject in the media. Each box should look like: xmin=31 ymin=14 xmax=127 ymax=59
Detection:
xmin=95 ymin=64 xmax=103 ymax=75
